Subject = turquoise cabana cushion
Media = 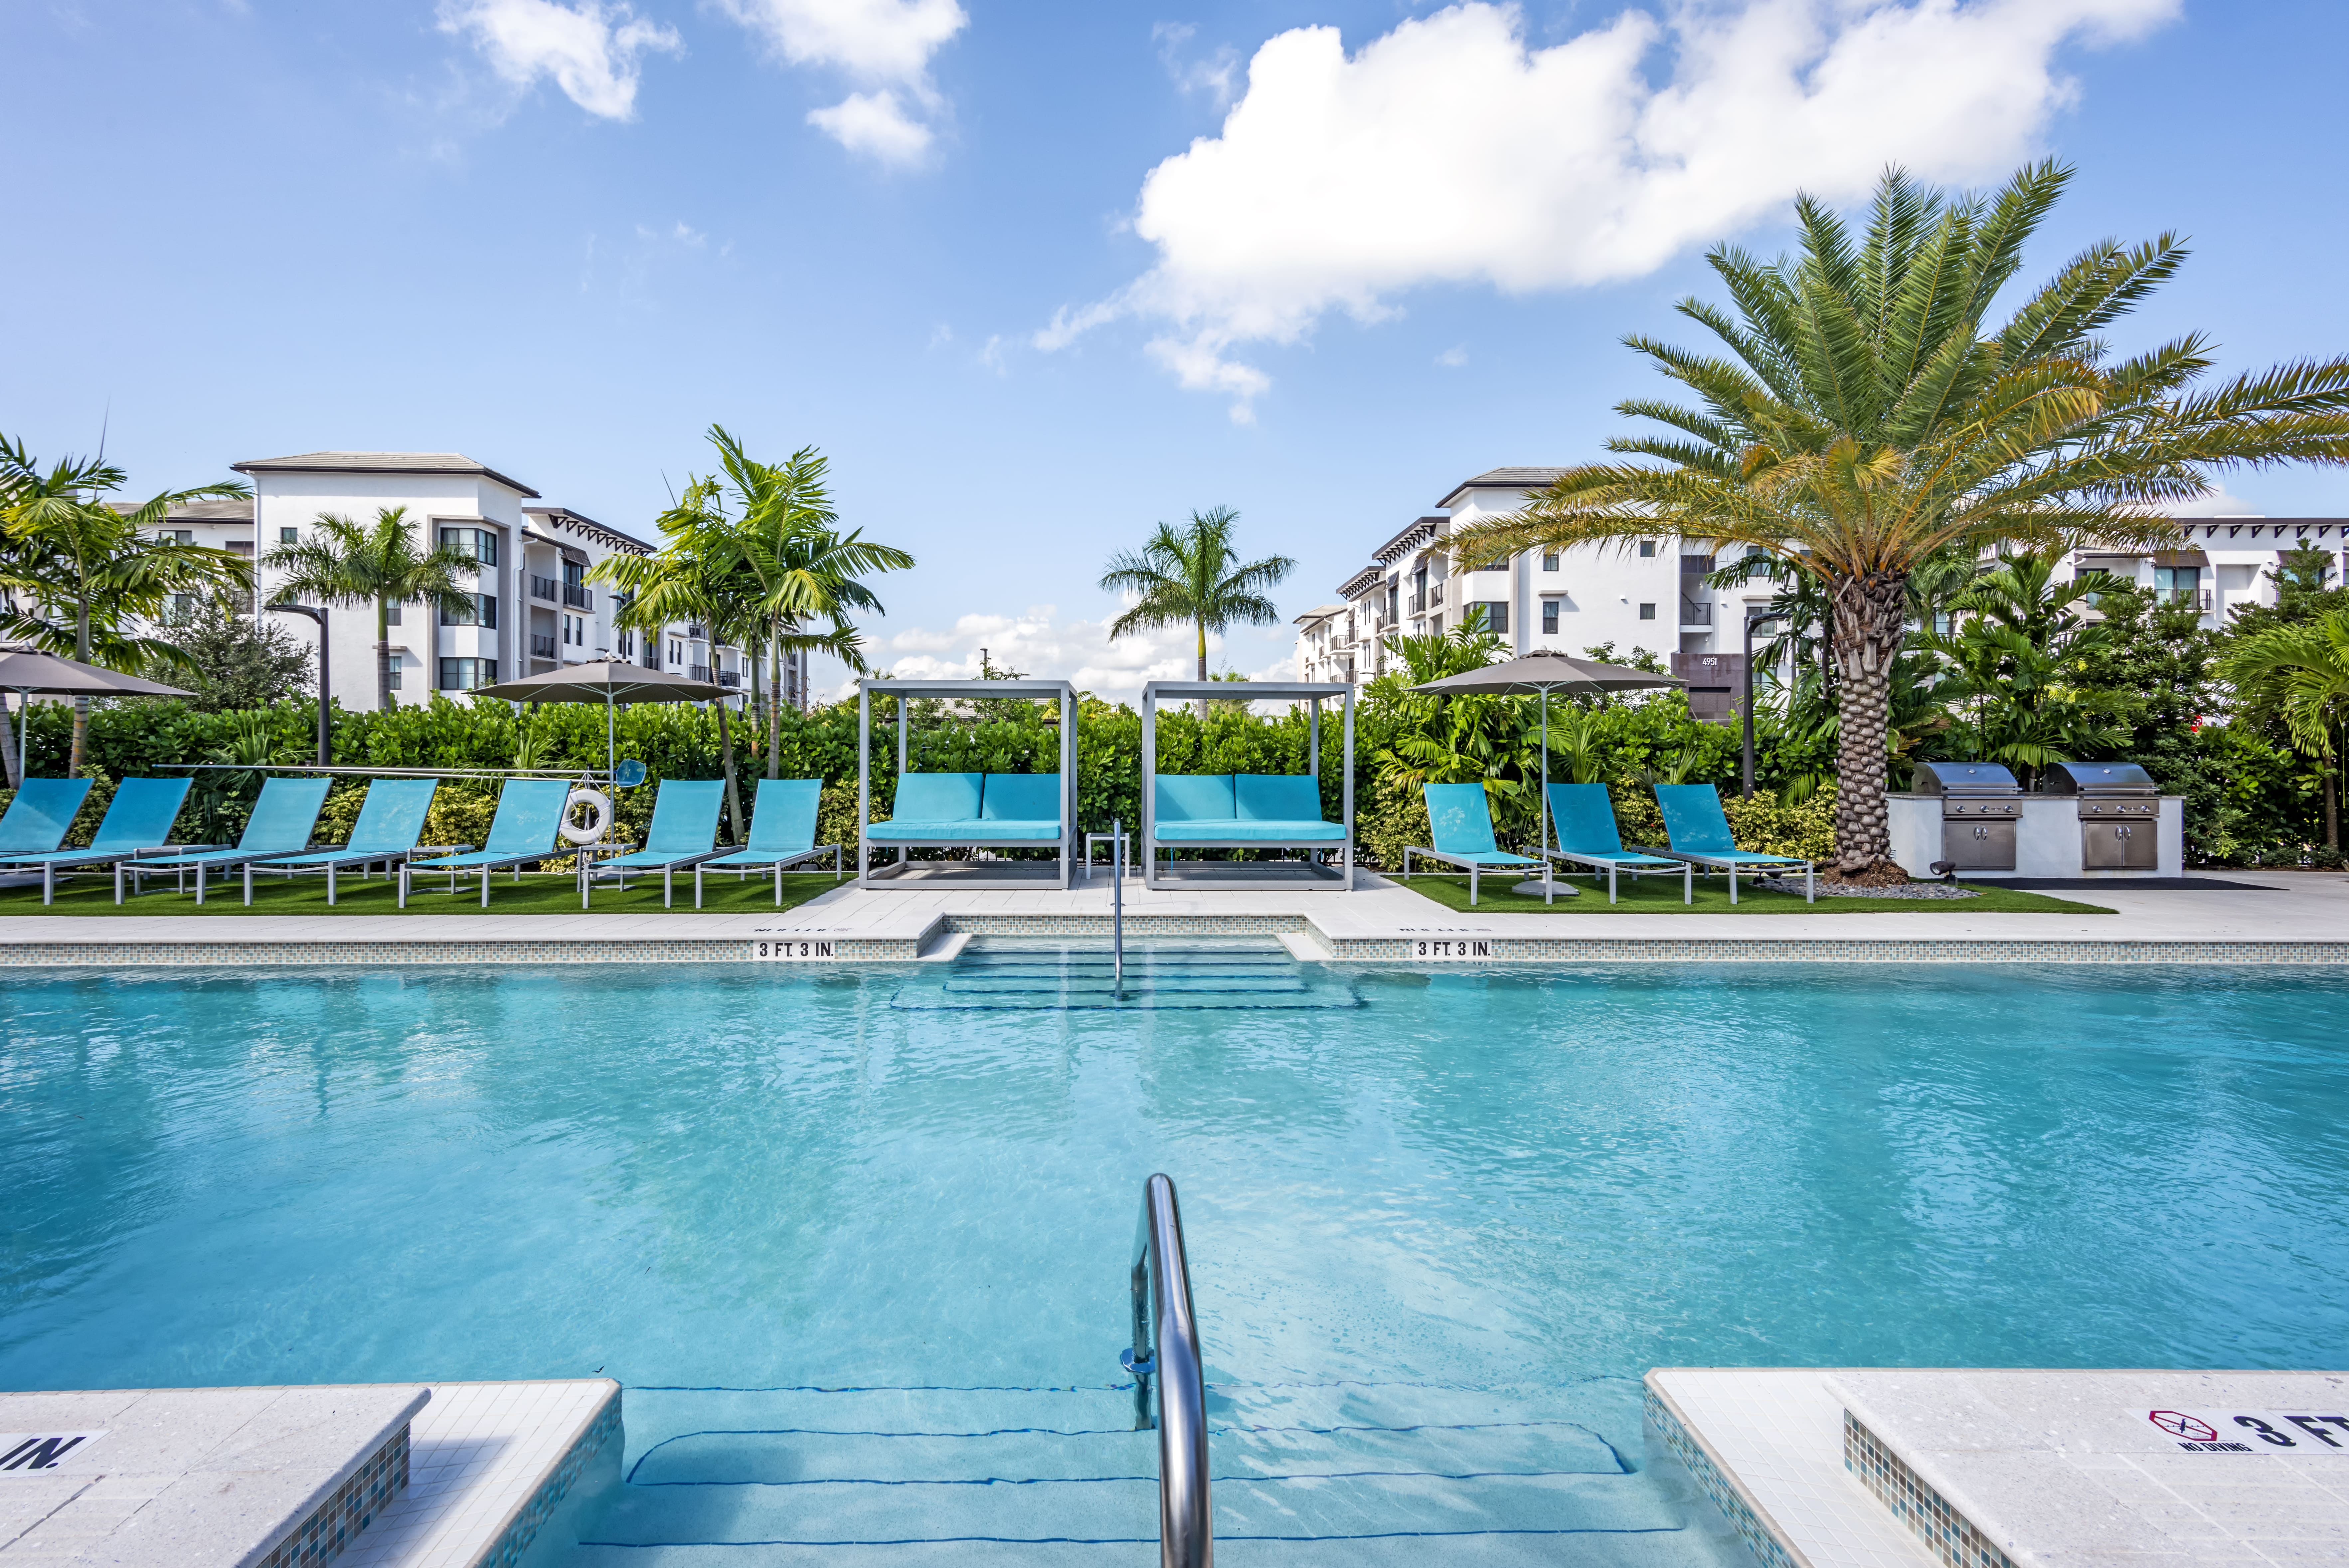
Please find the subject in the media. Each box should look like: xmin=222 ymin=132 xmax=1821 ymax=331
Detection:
xmin=977 ymin=773 xmax=1064 ymax=840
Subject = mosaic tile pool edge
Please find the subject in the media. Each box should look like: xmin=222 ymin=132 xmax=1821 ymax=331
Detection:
xmin=253 ymin=1423 xmax=410 ymax=1568
xmin=469 ymin=1385 xmax=622 ymax=1568
xmin=1642 ymin=1381 xmax=1805 ymax=1568
xmin=4 ymin=929 xmax=2343 ymax=966
xmin=1843 ymin=1411 xmax=2018 ymax=1568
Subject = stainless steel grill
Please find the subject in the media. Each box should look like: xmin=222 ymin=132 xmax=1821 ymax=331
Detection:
xmin=2046 ymin=761 xmax=2159 ymax=870
xmin=1913 ymin=762 xmax=2022 ymax=871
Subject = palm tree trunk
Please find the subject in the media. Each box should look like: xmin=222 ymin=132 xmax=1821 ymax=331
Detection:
xmin=714 ymin=699 xmax=746 ymax=845
xmin=376 ymin=596 xmax=393 ymax=711
xmin=1 ymin=695 xmax=21 ymax=790
xmin=2325 ymin=756 xmax=2339 ymax=852
xmin=1195 ymin=620 xmax=1210 ymax=722
xmin=69 ymin=593 xmax=91 ymax=775
xmin=767 ymin=633 xmax=782 ymax=779
xmin=1827 ymin=569 xmax=1909 ymax=879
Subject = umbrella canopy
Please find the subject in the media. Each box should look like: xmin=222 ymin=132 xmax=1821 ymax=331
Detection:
xmin=474 ymin=659 xmax=726 ymax=705
xmin=473 ymin=658 xmax=730 ymax=777
xmin=0 ymin=646 xmax=196 ymax=698
xmin=1412 ymin=650 xmax=1684 ymax=879
xmin=1409 ymin=649 xmax=1682 ymax=698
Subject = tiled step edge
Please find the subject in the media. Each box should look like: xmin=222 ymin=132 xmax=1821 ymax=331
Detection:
xmin=1320 ymin=935 xmax=2349 ymax=965
xmin=1642 ymin=1378 xmax=1808 ymax=1568
xmin=1840 ymin=1412 xmax=2017 ymax=1568
xmin=254 ymin=1421 xmax=414 ymax=1568
xmin=0 ymin=938 xmax=923 ymax=967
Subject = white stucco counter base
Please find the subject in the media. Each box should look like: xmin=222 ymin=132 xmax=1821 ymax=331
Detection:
xmin=1887 ymin=794 xmax=2185 ymax=880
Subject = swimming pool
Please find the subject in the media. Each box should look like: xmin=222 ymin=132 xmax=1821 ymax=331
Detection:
xmin=6 ymin=949 xmax=2346 ymax=1561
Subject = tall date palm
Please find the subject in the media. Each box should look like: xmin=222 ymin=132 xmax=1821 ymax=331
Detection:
xmin=1452 ymin=162 xmax=2349 ymax=878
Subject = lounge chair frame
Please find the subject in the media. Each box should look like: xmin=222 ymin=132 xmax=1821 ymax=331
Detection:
xmin=118 ymin=777 xmax=335 ymax=906
xmin=858 ymin=678 xmax=1077 ymax=890
xmin=0 ymin=778 xmax=196 ymax=905
xmin=1141 ymin=680 xmax=1355 ymax=892
xmin=694 ymin=779 xmax=844 ymax=907
xmin=1401 ymin=782 xmax=1556 ymax=906
xmin=398 ymin=778 xmax=573 ymax=908
xmin=242 ymin=778 xmax=443 ymax=906
xmin=1539 ymin=783 xmax=1691 ymax=905
xmin=1637 ymin=784 xmax=1816 ymax=904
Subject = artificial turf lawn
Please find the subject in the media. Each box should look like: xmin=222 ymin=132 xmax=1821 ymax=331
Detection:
xmin=1394 ymin=871 xmax=2113 ymax=915
xmin=0 ymin=868 xmax=846 ymax=916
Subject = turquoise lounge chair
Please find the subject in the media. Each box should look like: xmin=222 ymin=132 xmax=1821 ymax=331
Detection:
xmin=0 ymin=778 xmax=92 ymax=858
xmin=242 ymin=779 xmax=440 ymax=906
xmin=584 ymin=779 xmax=727 ymax=908
xmin=1402 ymin=782 xmax=1560 ymax=906
xmin=694 ymin=779 xmax=842 ymax=907
xmin=400 ymin=778 xmax=571 ymax=908
xmin=1542 ymin=783 xmax=1691 ymax=905
xmin=123 ymin=776 xmax=333 ymax=905
xmin=0 ymin=777 xmax=191 ymax=904
xmin=1646 ymin=784 xmax=1815 ymax=904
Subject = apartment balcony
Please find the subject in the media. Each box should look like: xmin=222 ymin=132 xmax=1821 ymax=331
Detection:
xmin=531 ymin=633 xmax=558 ymax=659
xmin=530 ymin=576 xmax=559 ymax=603
xmin=562 ymin=583 xmax=593 ymax=611
xmin=685 ymin=622 xmax=709 ymax=639
xmin=1428 ymin=582 xmax=1445 ymax=607
xmin=717 ymin=670 xmax=742 ymax=689
xmin=1408 ymin=593 xmax=1426 ymax=615
xmin=1680 ymin=600 xmax=1713 ymax=627
xmin=689 ymin=664 xmax=715 ymax=683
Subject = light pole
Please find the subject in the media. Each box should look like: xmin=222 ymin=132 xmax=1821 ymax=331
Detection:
xmin=1741 ymin=610 xmax=1788 ymax=799
xmin=268 ymin=602 xmax=330 ymax=766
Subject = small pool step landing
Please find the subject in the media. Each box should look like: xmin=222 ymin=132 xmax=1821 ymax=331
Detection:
xmin=891 ymin=937 xmax=1359 ymax=1010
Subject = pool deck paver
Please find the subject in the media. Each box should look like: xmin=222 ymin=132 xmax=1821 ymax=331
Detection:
xmin=0 ymin=871 xmax=2344 ymax=962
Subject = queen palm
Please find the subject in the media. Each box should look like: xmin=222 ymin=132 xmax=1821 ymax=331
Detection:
xmin=260 ymin=507 xmax=481 ymax=712
xmin=1451 ymin=161 xmax=2349 ymax=878
xmin=1 ymin=435 xmax=252 ymax=773
xmin=2225 ymin=610 xmax=2349 ymax=852
xmin=1100 ymin=506 xmax=1294 ymax=718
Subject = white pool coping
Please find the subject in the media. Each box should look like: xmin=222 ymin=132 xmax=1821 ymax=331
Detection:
xmin=0 ymin=868 xmax=2345 ymax=965
xmin=1649 ymin=1367 xmax=2349 ymax=1568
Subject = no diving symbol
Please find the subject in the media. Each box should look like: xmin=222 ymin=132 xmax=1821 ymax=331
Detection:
xmin=2150 ymin=1411 xmax=2219 ymax=1443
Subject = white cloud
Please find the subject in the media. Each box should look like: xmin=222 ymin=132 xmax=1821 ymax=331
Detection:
xmin=715 ymin=0 xmax=965 ymax=157
xmin=807 ymin=89 xmax=933 ymax=162
xmin=1436 ymin=344 xmax=1468 ymax=368
xmin=1154 ymin=20 xmax=1239 ymax=106
xmin=1041 ymin=0 xmax=2178 ymax=417
xmin=437 ymin=0 xmax=680 ymax=120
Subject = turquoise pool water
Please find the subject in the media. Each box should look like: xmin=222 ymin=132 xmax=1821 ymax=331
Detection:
xmin=6 ymin=951 xmax=2346 ymax=1561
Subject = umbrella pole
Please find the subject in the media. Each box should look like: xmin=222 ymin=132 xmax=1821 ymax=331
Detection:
xmin=607 ymin=688 xmax=615 ymax=777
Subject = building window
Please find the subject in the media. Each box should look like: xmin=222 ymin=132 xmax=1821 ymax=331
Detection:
xmin=385 ymin=601 xmax=402 ymax=626
xmin=1481 ymin=601 xmax=1509 ymax=634
xmin=438 ymin=526 xmax=499 ymax=566
xmin=1638 ymin=540 xmax=1656 ymax=558
xmin=160 ymin=529 xmax=193 ymax=545
xmin=1542 ymin=600 xmax=1559 ymax=635
xmin=618 ymin=629 xmax=634 ymax=657
xmin=2153 ymin=565 xmax=2202 ymax=605
xmin=439 ymin=657 xmax=497 ymax=691
xmin=386 ymin=653 xmax=403 ymax=691
xmin=440 ymin=593 xmax=497 ymax=627
xmin=1541 ymin=550 xmax=1558 ymax=571
xmin=1638 ymin=603 xmax=1656 ymax=620
xmin=279 ymin=527 xmax=299 ymax=544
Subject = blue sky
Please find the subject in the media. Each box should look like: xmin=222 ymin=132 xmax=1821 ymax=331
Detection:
xmin=8 ymin=0 xmax=2349 ymax=694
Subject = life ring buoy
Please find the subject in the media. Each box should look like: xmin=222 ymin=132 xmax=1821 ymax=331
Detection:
xmin=561 ymin=787 xmax=611 ymax=845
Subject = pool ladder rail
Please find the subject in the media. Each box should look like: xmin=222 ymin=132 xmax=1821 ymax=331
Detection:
xmin=1126 ymin=1172 xmax=1212 ymax=1568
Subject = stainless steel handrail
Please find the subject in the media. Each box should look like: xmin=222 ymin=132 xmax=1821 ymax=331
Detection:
xmin=1127 ymin=1174 xmax=1211 ymax=1568
xmin=1112 ymin=816 xmax=1125 ymax=999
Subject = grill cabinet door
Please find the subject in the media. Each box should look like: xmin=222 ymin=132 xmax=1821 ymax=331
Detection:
xmin=1941 ymin=818 xmax=2017 ymax=870
xmin=2081 ymin=819 xmax=2158 ymax=870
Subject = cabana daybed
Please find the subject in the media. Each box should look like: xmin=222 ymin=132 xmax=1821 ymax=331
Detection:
xmin=858 ymin=678 xmax=1077 ymax=889
xmin=1141 ymin=680 xmax=1354 ymax=891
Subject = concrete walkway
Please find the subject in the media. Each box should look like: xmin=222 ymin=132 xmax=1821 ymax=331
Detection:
xmin=2 ymin=869 xmax=2345 ymax=966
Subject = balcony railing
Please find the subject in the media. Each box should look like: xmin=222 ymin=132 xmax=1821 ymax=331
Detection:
xmin=1428 ymin=582 xmax=1444 ymax=606
xmin=717 ymin=670 xmax=742 ymax=689
xmin=1408 ymin=593 xmax=1426 ymax=615
xmin=685 ymin=622 xmax=708 ymax=640
xmin=1680 ymin=599 xmax=1712 ymax=626
xmin=689 ymin=664 xmax=715 ymax=683
xmin=530 ymin=576 xmax=559 ymax=602
xmin=531 ymin=634 xmax=558 ymax=659
xmin=562 ymin=583 xmax=593 ymax=611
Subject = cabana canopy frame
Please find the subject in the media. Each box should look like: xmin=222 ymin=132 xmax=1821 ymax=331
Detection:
xmin=857 ymin=678 xmax=1078 ymax=890
xmin=1141 ymin=680 xmax=1355 ymax=892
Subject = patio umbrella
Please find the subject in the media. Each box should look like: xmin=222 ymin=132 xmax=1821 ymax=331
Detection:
xmin=1412 ymin=650 xmax=1684 ymax=868
xmin=0 ymin=646 xmax=195 ymax=784
xmin=472 ymin=658 xmax=727 ymax=776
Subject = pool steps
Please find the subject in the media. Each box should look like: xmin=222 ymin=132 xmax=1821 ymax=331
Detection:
xmin=573 ymin=1380 xmax=1716 ymax=1564
xmin=890 ymin=937 xmax=1362 ymax=1010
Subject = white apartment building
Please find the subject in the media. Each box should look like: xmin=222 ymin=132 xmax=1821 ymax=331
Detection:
xmin=138 ymin=451 xmax=775 ymax=711
xmin=1298 ymin=467 xmax=2349 ymax=686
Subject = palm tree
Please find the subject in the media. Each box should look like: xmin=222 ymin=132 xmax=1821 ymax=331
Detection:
xmin=2224 ymin=610 xmax=2349 ymax=851
xmin=0 ymin=435 xmax=252 ymax=773
xmin=1100 ymin=506 xmax=1294 ymax=717
xmin=260 ymin=507 xmax=481 ymax=712
xmin=1450 ymin=162 xmax=2349 ymax=879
